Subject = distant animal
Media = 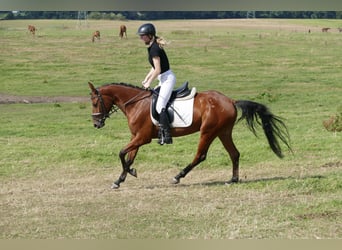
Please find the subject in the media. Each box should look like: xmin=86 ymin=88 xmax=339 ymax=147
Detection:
xmin=322 ymin=27 xmax=330 ymax=32
xmin=119 ymin=25 xmax=127 ymax=39
xmin=338 ymin=28 xmax=342 ymax=32
xmin=28 ymin=25 xmax=36 ymax=35
xmin=92 ymin=30 xmax=100 ymax=42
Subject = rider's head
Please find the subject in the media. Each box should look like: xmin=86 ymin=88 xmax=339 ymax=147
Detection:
xmin=137 ymin=23 xmax=156 ymax=44
xmin=137 ymin=23 xmax=156 ymax=37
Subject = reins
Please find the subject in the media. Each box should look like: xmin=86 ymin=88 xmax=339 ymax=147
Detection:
xmin=123 ymin=89 xmax=152 ymax=107
xmin=92 ymin=87 xmax=151 ymax=124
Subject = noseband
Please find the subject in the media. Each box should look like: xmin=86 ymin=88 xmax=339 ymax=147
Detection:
xmin=91 ymin=89 xmax=118 ymax=124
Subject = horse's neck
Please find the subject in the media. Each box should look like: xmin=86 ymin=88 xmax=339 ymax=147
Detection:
xmin=103 ymin=85 xmax=148 ymax=111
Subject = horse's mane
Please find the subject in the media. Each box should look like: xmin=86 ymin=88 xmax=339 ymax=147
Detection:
xmin=101 ymin=82 xmax=145 ymax=90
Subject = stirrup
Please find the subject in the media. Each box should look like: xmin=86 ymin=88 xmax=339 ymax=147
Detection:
xmin=157 ymin=129 xmax=164 ymax=145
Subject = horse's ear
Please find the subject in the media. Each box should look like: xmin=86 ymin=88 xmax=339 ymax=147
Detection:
xmin=88 ymin=82 xmax=97 ymax=94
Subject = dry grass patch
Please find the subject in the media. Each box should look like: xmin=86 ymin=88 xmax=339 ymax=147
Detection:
xmin=1 ymin=165 xmax=341 ymax=239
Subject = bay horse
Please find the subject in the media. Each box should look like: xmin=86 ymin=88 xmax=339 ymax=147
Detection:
xmin=119 ymin=25 xmax=127 ymax=39
xmin=28 ymin=25 xmax=36 ymax=35
xmin=88 ymin=82 xmax=291 ymax=189
xmin=92 ymin=30 xmax=100 ymax=42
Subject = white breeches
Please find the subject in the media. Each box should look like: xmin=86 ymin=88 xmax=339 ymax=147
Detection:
xmin=156 ymin=70 xmax=176 ymax=114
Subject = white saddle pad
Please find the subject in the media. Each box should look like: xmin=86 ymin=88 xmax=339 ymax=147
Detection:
xmin=151 ymin=87 xmax=196 ymax=128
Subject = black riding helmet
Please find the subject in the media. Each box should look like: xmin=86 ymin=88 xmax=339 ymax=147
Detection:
xmin=137 ymin=23 xmax=156 ymax=36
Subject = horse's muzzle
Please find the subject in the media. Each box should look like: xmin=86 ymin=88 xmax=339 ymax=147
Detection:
xmin=94 ymin=122 xmax=105 ymax=129
xmin=92 ymin=113 xmax=106 ymax=129
xmin=93 ymin=119 xmax=105 ymax=129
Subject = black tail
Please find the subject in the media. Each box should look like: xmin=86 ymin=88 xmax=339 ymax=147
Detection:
xmin=235 ymin=100 xmax=291 ymax=158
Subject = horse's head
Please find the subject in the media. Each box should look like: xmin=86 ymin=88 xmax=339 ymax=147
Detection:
xmin=88 ymin=82 xmax=114 ymax=129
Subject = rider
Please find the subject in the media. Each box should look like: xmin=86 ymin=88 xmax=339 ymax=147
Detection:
xmin=137 ymin=23 xmax=176 ymax=145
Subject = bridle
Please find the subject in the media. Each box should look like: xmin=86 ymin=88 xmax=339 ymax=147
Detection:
xmin=91 ymin=86 xmax=152 ymax=127
xmin=91 ymin=89 xmax=118 ymax=126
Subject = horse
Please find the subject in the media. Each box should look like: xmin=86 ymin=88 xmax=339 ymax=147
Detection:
xmin=322 ymin=27 xmax=330 ymax=32
xmin=338 ymin=28 xmax=342 ymax=32
xmin=28 ymin=25 xmax=36 ymax=35
xmin=92 ymin=30 xmax=100 ymax=42
xmin=119 ymin=25 xmax=127 ymax=39
xmin=88 ymin=82 xmax=291 ymax=189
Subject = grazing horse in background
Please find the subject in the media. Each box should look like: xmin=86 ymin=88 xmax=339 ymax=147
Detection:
xmin=88 ymin=82 xmax=291 ymax=189
xmin=119 ymin=25 xmax=127 ymax=39
xmin=338 ymin=28 xmax=342 ymax=32
xmin=28 ymin=25 xmax=36 ymax=35
xmin=322 ymin=27 xmax=330 ymax=32
xmin=92 ymin=30 xmax=100 ymax=42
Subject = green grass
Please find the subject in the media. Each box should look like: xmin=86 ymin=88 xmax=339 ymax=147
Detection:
xmin=0 ymin=19 xmax=341 ymax=239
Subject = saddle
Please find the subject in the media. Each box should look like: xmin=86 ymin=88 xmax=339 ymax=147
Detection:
xmin=151 ymin=82 xmax=193 ymax=123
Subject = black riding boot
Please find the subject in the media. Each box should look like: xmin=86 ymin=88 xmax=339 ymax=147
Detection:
xmin=158 ymin=108 xmax=173 ymax=145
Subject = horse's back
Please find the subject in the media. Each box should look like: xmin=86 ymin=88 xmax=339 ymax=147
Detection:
xmin=193 ymin=90 xmax=237 ymax=126
xmin=196 ymin=90 xmax=235 ymax=108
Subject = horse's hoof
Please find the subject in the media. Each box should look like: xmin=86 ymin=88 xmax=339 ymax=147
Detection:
xmin=129 ymin=168 xmax=137 ymax=178
xmin=225 ymin=178 xmax=239 ymax=185
xmin=172 ymin=177 xmax=180 ymax=184
xmin=111 ymin=183 xmax=120 ymax=189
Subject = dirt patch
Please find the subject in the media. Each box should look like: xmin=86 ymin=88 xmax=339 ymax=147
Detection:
xmin=321 ymin=161 xmax=342 ymax=168
xmin=296 ymin=211 xmax=341 ymax=220
xmin=0 ymin=93 xmax=88 ymax=104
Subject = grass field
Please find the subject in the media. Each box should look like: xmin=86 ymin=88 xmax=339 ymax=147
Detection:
xmin=0 ymin=19 xmax=341 ymax=239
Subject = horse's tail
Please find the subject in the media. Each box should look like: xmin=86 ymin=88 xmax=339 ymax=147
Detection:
xmin=234 ymin=100 xmax=291 ymax=158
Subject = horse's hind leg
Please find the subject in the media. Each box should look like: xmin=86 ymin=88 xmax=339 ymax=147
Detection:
xmin=218 ymin=130 xmax=240 ymax=183
xmin=173 ymin=134 xmax=215 ymax=184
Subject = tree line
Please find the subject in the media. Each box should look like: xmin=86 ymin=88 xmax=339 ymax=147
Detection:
xmin=1 ymin=11 xmax=342 ymax=20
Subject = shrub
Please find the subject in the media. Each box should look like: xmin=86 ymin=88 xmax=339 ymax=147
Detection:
xmin=323 ymin=106 xmax=342 ymax=132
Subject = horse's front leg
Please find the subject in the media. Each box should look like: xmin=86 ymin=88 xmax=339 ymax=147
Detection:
xmin=112 ymin=147 xmax=139 ymax=189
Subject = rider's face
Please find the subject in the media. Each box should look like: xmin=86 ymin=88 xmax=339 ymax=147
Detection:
xmin=140 ymin=34 xmax=152 ymax=45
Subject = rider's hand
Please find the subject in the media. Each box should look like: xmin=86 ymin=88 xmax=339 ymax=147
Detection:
xmin=142 ymin=80 xmax=150 ymax=89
